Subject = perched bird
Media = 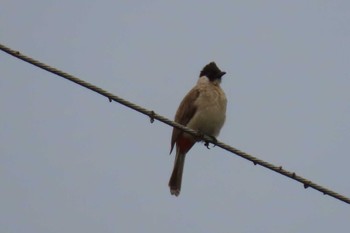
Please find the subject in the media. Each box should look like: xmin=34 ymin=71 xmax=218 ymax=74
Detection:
xmin=169 ymin=62 xmax=227 ymax=196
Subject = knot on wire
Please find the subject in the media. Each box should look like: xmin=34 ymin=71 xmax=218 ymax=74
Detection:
xmin=149 ymin=111 xmax=155 ymax=123
xmin=304 ymin=182 xmax=310 ymax=189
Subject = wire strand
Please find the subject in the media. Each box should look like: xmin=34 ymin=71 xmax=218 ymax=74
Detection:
xmin=1 ymin=43 xmax=349 ymax=205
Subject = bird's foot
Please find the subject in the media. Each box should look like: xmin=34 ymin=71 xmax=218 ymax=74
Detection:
xmin=204 ymin=141 xmax=210 ymax=149
xmin=196 ymin=131 xmax=217 ymax=149
xmin=204 ymin=135 xmax=217 ymax=149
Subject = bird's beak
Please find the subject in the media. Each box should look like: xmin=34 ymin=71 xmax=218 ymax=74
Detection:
xmin=220 ymin=71 xmax=226 ymax=77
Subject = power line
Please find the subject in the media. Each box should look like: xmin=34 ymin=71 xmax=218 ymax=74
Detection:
xmin=1 ymin=42 xmax=349 ymax=205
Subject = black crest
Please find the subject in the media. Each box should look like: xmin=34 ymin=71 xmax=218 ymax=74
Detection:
xmin=199 ymin=62 xmax=226 ymax=81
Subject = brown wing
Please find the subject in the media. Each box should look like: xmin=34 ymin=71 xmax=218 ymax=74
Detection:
xmin=170 ymin=88 xmax=200 ymax=154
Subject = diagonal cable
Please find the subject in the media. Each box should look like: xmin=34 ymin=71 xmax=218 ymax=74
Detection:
xmin=1 ymin=43 xmax=349 ymax=205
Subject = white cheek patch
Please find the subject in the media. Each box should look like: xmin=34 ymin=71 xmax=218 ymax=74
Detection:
xmin=212 ymin=78 xmax=222 ymax=85
xmin=197 ymin=76 xmax=221 ymax=86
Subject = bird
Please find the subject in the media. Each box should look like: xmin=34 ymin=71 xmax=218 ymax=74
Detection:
xmin=169 ymin=62 xmax=227 ymax=196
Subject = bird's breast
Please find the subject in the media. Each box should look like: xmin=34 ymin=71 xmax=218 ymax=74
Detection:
xmin=187 ymin=86 xmax=227 ymax=137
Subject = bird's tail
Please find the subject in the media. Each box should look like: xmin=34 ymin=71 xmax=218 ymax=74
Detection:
xmin=168 ymin=149 xmax=186 ymax=196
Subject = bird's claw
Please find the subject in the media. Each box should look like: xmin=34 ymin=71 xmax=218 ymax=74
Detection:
xmin=204 ymin=141 xmax=210 ymax=149
xmin=204 ymin=135 xmax=217 ymax=149
xmin=196 ymin=130 xmax=217 ymax=149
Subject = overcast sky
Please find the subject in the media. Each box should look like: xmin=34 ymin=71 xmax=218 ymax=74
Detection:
xmin=1 ymin=1 xmax=350 ymax=232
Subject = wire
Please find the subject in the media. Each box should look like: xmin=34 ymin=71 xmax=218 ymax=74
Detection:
xmin=1 ymin=42 xmax=349 ymax=205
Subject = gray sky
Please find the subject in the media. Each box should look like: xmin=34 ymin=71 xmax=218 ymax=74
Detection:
xmin=1 ymin=1 xmax=349 ymax=232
